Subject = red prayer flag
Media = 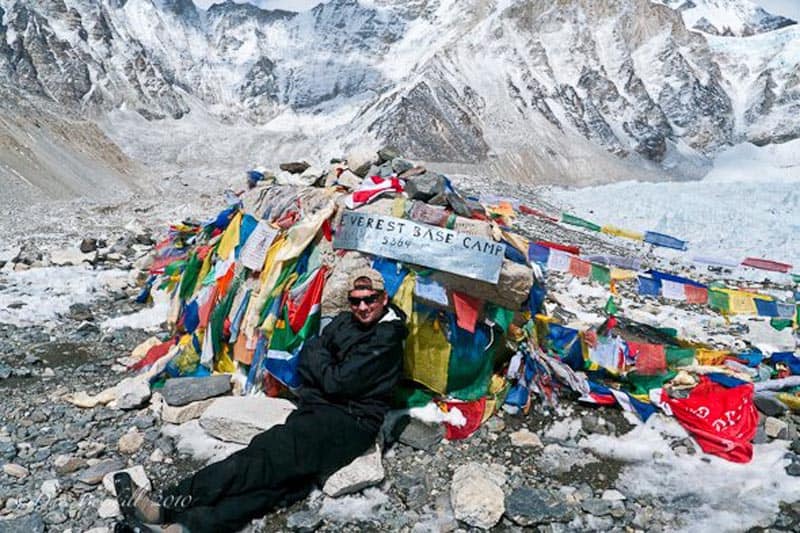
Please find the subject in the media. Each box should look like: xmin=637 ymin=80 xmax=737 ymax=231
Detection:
xmin=685 ymin=285 xmax=709 ymax=304
xmin=536 ymin=240 xmax=580 ymax=256
xmin=628 ymin=341 xmax=666 ymax=375
xmin=741 ymin=257 xmax=792 ymax=273
xmin=441 ymin=398 xmax=487 ymax=440
xmin=662 ymin=377 xmax=757 ymax=463
xmin=452 ymin=291 xmax=481 ymax=333
xmin=568 ymin=256 xmax=592 ymax=278
xmin=288 ymin=266 xmax=328 ymax=333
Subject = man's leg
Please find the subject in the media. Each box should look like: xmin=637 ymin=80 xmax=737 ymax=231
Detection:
xmin=167 ymin=477 xmax=313 ymax=533
xmin=161 ymin=404 xmax=376 ymax=527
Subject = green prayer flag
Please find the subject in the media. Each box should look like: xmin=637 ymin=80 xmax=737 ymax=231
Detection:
xmin=562 ymin=213 xmax=601 ymax=232
xmin=791 ymin=273 xmax=800 ymax=284
xmin=665 ymin=347 xmax=695 ymax=367
xmin=770 ymin=318 xmax=793 ymax=331
xmin=604 ymin=296 xmax=618 ymax=316
xmin=591 ymin=264 xmax=611 ymax=284
xmin=708 ymin=289 xmax=729 ymax=312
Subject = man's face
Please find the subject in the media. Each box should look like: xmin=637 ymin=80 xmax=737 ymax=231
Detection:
xmin=348 ymin=288 xmax=389 ymax=325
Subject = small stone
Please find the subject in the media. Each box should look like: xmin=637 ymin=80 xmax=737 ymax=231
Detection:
xmin=149 ymin=448 xmax=164 ymax=463
xmin=601 ymin=489 xmax=626 ymax=501
xmin=97 ymin=498 xmax=121 ymax=519
xmin=279 ymin=161 xmax=311 ymax=174
xmin=509 ymin=429 xmax=542 ymax=448
xmin=77 ymin=458 xmax=126 ymax=485
xmin=765 ymin=417 xmax=789 ymax=439
xmin=3 ymin=463 xmax=29 ymax=478
xmin=118 ymin=428 xmax=145 ymax=454
xmin=44 ymin=510 xmax=68 ymax=525
xmin=450 ymin=462 xmax=506 ymax=529
xmin=397 ymin=419 xmax=444 ymax=451
xmin=505 ymin=487 xmax=571 ymax=526
xmin=484 ymin=416 xmax=505 ymax=433
xmin=161 ymin=375 xmax=232 ymax=407
xmin=323 ymin=444 xmax=384 ymax=497
xmin=0 ymin=513 xmax=45 ymax=532
xmin=286 ymin=509 xmax=322 ymax=532
xmin=80 ymin=238 xmax=98 ymax=253
xmin=786 ymin=461 xmax=800 ymax=477
xmin=41 ymin=479 xmax=60 ymax=500
xmin=42 ymin=367 xmax=55 ymax=378
xmin=581 ymin=498 xmax=613 ymax=516
xmin=115 ymin=377 xmax=152 ymax=410
xmin=755 ymin=394 xmax=788 ymax=417
xmin=54 ymin=454 xmax=87 ymax=474
xmin=160 ymin=398 xmax=215 ymax=425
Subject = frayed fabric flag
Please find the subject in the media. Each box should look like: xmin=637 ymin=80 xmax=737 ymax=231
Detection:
xmin=562 ymin=213 xmax=601 ymax=232
xmin=547 ymin=249 xmax=571 ymax=272
xmin=662 ymin=377 xmax=757 ymax=463
xmin=644 ymin=231 xmax=687 ymax=251
xmin=569 ymin=256 xmax=592 ymax=278
xmin=601 ymin=225 xmax=643 ymax=241
xmin=685 ymin=285 xmax=708 ymax=304
xmin=536 ymin=240 xmax=580 ymax=256
xmin=661 ymin=279 xmax=686 ymax=301
xmin=528 ymin=242 xmax=550 ymax=264
xmin=591 ymin=264 xmax=611 ymax=285
xmin=372 ymin=257 xmax=409 ymax=298
xmin=414 ymin=276 xmax=449 ymax=306
xmin=754 ymin=298 xmax=779 ymax=317
xmin=637 ymin=275 xmax=661 ymax=296
xmin=628 ymin=342 xmax=666 ymax=375
xmin=742 ymin=257 xmax=792 ymax=273
xmin=452 ymin=291 xmax=481 ymax=333
xmin=440 ymin=398 xmax=487 ymax=440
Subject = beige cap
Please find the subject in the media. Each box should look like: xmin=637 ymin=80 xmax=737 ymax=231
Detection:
xmin=347 ymin=267 xmax=385 ymax=292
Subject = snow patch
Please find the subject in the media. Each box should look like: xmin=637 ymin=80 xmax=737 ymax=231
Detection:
xmin=0 ymin=266 xmax=128 ymax=327
xmin=583 ymin=415 xmax=800 ymax=533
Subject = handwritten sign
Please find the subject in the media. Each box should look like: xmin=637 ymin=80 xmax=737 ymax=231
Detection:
xmin=239 ymin=221 xmax=278 ymax=271
xmin=333 ymin=210 xmax=505 ymax=283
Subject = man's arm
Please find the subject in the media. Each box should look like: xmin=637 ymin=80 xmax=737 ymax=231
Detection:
xmin=301 ymin=326 xmax=402 ymax=400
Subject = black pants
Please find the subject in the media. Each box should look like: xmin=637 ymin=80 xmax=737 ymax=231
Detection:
xmin=162 ymin=403 xmax=377 ymax=533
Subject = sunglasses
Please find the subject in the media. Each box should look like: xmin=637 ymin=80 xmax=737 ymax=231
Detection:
xmin=348 ymin=293 xmax=382 ymax=306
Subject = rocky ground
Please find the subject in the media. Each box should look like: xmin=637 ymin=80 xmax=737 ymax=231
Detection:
xmin=0 ymin=176 xmax=799 ymax=532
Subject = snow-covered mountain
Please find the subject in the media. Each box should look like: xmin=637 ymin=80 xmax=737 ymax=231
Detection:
xmin=0 ymin=0 xmax=798 ymax=199
xmin=655 ymin=0 xmax=796 ymax=36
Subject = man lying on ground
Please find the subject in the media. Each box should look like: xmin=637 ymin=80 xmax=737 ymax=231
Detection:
xmin=117 ymin=267 xmax=408 ymax=533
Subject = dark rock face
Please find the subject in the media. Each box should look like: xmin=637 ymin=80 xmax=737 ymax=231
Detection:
xmin=369 ymin=80 xmax=490 ymax=163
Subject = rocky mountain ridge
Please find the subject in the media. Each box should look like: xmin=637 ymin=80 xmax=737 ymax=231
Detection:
xmin=0 ymin=0 xmax=798 ymax=200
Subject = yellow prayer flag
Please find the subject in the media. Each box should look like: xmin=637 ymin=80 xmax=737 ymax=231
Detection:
xmin=601 ymin=225 xmax=644 ymax=241
xmin=404 ymin=312 xmax=450 ymax=394
xmin=217 ymin=211 xmax=243 ymax=260
xmin=695 ymin=348 xmax=728 ymax=366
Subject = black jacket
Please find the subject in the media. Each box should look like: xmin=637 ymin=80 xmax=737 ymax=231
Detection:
xmin=295 ymin=303 xmax=408 ymax=432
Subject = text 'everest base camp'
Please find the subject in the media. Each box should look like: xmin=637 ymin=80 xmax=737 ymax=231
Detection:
xmin=0 ymin=0 xmax=799 ymax=532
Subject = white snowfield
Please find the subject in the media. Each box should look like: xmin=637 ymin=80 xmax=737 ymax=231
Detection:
xmin=548 ymin=140 xmax=800 ymax=267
